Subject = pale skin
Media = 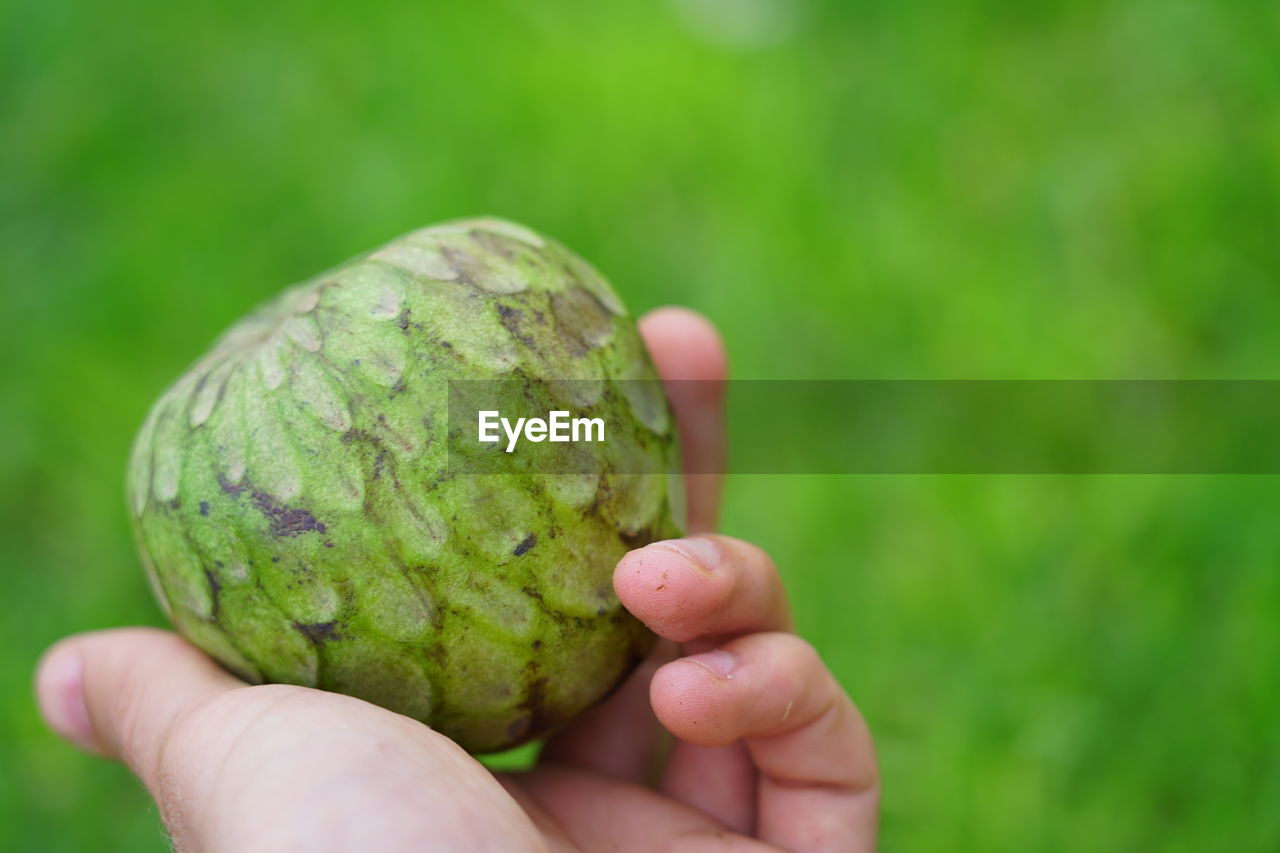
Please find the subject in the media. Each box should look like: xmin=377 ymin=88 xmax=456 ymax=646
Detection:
xmin=34 ymin=308 xmax=880 ymax=852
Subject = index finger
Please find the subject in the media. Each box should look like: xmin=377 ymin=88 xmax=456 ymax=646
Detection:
xmin=639 ymin=307 xmax=727 ymax=534
xmin=614 ymin=535 xmax=792 ymax=645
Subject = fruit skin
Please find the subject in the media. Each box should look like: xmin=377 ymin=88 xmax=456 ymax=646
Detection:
xmin=127 ymin=218 xmax=684 ymax=753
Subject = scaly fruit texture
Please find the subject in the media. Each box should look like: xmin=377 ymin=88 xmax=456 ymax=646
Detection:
xmin=127 ymin=218 xmax=684 ymax=753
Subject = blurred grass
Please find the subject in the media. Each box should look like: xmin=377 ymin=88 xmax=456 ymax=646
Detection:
xmin=3 ymin=0 xmax=1280 ymax=849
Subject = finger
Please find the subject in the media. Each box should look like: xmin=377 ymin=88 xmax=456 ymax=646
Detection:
xmin=639 ymin=307 xmax=727 ymax=534
xmin=544 ymin=530 xmax=787 ymax=781
xmin=615 ymin=536 xmax=792 ymax=645
xmin=652 ymin=633 xmax=880 ymax=853
xmin=616 ymin=535 xmax=791 ymax=830
xmin=35 ymin=628 xmax=242 ymax=780
xmin=657 ymin=740 xmax=757 ymax=836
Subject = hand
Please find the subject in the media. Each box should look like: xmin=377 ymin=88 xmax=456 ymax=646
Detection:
xmin=34 ymin=308 xmax=879 ymax=852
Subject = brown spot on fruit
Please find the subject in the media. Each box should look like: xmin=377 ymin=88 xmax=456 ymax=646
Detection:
xmin=204 ymin=569 xmax=222 ymax=620
xmin=496 ymin=303 xmax=537 ymax=348
xmin=217 ymin=474 xmax=246 ymax=497
xmin=295 ymin=621 xmax=340 ymax=644
xmin=250 ymin=489 xmax=327 ymax=537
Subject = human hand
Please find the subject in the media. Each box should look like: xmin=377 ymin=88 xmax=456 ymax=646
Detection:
xmin=35 ymin=308 xmax=879 ymax=851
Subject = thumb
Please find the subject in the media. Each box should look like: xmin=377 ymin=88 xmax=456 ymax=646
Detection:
xmin=35 ymin=628 xmax=242 ymax=781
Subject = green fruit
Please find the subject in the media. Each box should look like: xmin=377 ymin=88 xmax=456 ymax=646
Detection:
xmin=127 ymin=218 xmax=683 ymax=752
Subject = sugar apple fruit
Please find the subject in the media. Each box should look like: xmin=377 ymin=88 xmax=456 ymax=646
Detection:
xmin=126 ymin=218 xmax=683 ymax=753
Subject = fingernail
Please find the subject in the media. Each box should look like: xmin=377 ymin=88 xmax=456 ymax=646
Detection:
xmin=656 ymin=537 xmax=721 ymax=571
xmin=37 ymin=646 xmax=95 ymax=749
xmin=684 ymin=649 xmax=736 ymax=679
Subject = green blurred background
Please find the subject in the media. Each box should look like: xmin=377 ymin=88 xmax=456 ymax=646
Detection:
xmin=4 ymin=0 xmax=1280 ymax=849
